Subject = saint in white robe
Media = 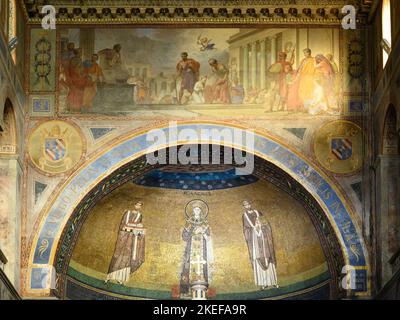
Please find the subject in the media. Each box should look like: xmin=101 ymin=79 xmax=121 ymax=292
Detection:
xmin=243 ymin=209 xmax=278 ymax=288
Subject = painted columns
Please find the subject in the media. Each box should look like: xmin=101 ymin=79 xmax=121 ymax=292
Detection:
xmin=80 ymin=29 xmax=95 ymax=61
xmin=260 ymin=39 xmax=267 ymax=90
xmin=251 ymin=42 xmax=257 ymax=91
xmin=270 ymin=35 xmax=277 ymax=65
xmin=243 ymin=45 xmax=249 ymax=92
xmin=242 ymin=38 xmax=271 ymax=91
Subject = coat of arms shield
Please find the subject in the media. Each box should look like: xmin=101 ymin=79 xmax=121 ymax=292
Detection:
xmin=331 ymin=138 xmax=352 ymax=161
xmin=44 ymin=138 xmax=67 ymax=162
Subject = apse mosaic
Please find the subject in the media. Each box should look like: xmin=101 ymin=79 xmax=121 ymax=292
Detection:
xmin=57 ymin=27 xmax=343 ymax=117
xmin=67 ymin=169 xmax=330 ymax=300
xmin=29 ymin=124 xmax=369 ymax=297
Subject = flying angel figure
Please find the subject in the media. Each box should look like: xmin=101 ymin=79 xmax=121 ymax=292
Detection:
xmin=197 ymin=35 xmax=216 ymax=51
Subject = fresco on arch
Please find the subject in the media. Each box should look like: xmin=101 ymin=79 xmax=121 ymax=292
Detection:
xmin=58 ymin=27 xmax=342 ymax=117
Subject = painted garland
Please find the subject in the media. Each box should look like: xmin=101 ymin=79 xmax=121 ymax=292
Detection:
xmin=33 ymin=37 xmax=52 ymax=86
xmin=347 ymin=38 xmax=364 ymax=79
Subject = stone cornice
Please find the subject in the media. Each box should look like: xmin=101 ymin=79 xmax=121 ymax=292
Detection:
xmin=21 ymin=0 xmax=375 ymax=25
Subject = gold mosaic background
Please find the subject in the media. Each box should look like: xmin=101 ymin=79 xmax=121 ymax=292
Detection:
xmin=71 ymin=179 xmax=327 ymax=293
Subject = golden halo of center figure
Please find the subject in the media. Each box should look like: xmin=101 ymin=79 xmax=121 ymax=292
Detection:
xmin=185 ymin=199 xmax=209 ymax=224
xmin=313 ymin=120 xmax=363 ymax=175
xmin=28 ymin=120 xmax=85 ymax=175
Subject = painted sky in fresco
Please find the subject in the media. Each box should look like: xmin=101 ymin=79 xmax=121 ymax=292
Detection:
xmin=94 ymin=28 xmax=239 ymax=76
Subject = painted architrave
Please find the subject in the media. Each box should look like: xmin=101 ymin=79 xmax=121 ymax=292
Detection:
xmin=27 ymin=122 xmax=369 ymax=295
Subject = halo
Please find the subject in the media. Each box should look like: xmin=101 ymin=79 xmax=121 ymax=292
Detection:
xmin=185 ymin=199 xmax=209 ymax=221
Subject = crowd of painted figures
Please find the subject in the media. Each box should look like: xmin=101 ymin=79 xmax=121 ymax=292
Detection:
xmin=60 ymin=42 xmax=107 ymax=112
xmin=239 ymin=48 xmax=341 ymax=115
xmin=60 ymin=43 xmax=340 ymax=115
xmin=174 ymin=48 xmax=340 ymax=115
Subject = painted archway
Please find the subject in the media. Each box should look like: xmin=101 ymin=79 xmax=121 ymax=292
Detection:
xmin=0 ymin=99 xmax=17 ymax=154
xmin=26 ymin=122 xmax=370 ymax=296
xmin=55 ymin=148 xmax=344 ymax=299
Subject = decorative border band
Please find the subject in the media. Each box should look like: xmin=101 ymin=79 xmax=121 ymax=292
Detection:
xmin=27 ymin=122 xmax=369 ymax=295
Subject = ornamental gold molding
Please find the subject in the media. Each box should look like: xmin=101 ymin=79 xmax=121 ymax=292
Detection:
xmin=22 ymin=0 xmax=374 ymax=25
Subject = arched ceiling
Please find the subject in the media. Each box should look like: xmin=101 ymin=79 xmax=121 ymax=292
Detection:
xmin=53 ymin=145 xmax=345 ymax=299
xmin=27 ymin=122 xmax=370 ymax=298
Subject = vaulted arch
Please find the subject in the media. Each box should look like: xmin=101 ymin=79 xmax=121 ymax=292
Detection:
xmin=383 ymin=105 xmax=400 ymax=255
xmin=382 ymin=104 xmax=399 ymax=155
xmin=26 ymin=122 xmax=369 ymax=298
xmin=0 ymin=97 xmax=21 ymax=290
xmin=0 ymin=98 xmax=17 ymax=155
xmin=376 ymin=104 xmax=400 ymax=288
xmin=54 ymin=149 xmax=345 ymax=299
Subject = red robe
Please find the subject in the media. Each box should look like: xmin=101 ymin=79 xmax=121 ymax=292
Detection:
xmin=277 ymin=61 xmax=292 ymax=99
xmin=66 ymin=58 xmax=88 ymax=112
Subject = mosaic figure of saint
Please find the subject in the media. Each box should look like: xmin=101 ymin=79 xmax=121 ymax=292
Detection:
xmin=180 ymin=200 xmax=213 ymax=300
xmin=242 ymin=200 xmax=278 ymax=289
xmin=106 ymin=201 xmax=146 ymax=284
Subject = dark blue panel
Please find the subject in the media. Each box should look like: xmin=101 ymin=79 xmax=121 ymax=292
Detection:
xmin=135 ymin=168 xmax=258 ymax=190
